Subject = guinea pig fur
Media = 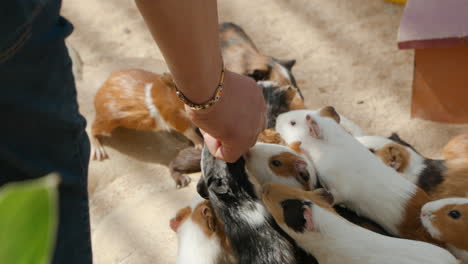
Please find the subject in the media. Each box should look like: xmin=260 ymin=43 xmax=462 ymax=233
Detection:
xmin=357 ymin=134 xmax=468 ymax=200
xmin=244 ymin=142 xmax=317 ymax=191
xmin=91 ymin=69 xmax=202 ymax=161
xmin=219 ymin=22 xmax=303 ymax=100
xmin=275 ymin=107 xmax=440 ymax=244
xmin=422 ymin=198 xmax=468 ymax=263
xmin=443 ymin=133 xmax=468 ymax=160
xmin=262 ymin=182 xmax=461 ymax=264
xmin=170 ymin=196 xmax=236 ymax=264
xmin=198 ymin=145 xmax=314 ymax=264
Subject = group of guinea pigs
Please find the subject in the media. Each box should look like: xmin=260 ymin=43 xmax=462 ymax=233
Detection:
xmin=89 ymin=22 xmax=468 ymax=264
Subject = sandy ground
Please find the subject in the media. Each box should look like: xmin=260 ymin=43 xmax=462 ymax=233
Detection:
xmin=62 ymin=0 xmax=468 ymax=263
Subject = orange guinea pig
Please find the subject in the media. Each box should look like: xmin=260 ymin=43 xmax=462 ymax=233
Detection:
xmin=90 ymin=69 xmax=202 ymax=161
xmin=443 ymin=133 xmax=468 ymax=161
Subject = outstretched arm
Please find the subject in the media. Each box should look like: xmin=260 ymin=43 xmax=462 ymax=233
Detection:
xmin=135 ymin=0 xmax=266 ymax=162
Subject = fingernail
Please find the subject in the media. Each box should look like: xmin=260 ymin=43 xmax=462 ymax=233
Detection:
xmin=214 ymin=146 xmax=224 ymax=160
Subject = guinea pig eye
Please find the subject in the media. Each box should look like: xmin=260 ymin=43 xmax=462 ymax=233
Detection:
xmin=271 ymin=160 xmax=282 ymax=167
xmin=290 ymin=121 xmax=296 ymax=126
xmin=249 ymin=69 xmax=269 ymax=81
xmin=449 ymin=210 xmax=461 ymax=219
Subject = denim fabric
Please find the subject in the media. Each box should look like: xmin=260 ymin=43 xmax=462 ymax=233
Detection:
xmin=0 ymin=0 xmax=92 ymax=263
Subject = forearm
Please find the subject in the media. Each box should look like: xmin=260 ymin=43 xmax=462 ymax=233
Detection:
xmin=135 ymin=0 xmax=223 ymax=103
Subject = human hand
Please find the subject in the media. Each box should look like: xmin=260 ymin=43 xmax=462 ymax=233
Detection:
xmin=186 ymin=70 xmax=267 ymax=162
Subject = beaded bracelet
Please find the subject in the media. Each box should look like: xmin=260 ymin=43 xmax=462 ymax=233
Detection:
xmin=175 ymin=66 xmax=225 ymax=111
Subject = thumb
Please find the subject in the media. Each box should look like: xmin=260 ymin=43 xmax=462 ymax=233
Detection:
xmin=202 ymin=132 xmax=222 ymax=158
xmin=218 ymin=143 xmax=243 ymax=163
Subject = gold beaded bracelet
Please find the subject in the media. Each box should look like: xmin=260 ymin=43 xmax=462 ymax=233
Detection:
xmin=175 ymin=65 xmax=225 ymax=111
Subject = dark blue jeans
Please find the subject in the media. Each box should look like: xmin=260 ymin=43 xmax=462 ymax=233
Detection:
xmin=0 ymin=1 xmax=92 ymax=263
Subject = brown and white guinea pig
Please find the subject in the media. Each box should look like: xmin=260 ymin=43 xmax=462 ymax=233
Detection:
xmin=244 ymin=142 xmax=317 ymax=191
xmin=245 ymin=142 xmax=389 ymax=236
xmin=262 ymin=183 xmax=462 ymax=264
xmin=170 ymin=196 xmax=236 ymax=264
xmin=90 ymin=69 xmax=202 ymax=161
xmin=219 ymin=22 xmax=302 ymax=101
xmin=357 ymin=134 xmax=468 ymax=200
xmin=421 ymin=198 xmax=468 ymax=263
xmin=443 ymin=133 xmax=468 ymax=160
xmin=275 ymin=107 xmax=440 ymax=244
xmin=168 ymin=82 xmax=303 ymax=189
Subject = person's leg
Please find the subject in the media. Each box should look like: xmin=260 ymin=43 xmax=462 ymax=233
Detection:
xmin=0 ymin=1 xmax=92 ymax=263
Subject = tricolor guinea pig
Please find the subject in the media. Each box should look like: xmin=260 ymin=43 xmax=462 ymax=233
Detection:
xmin=244 ymin=142 xmax=317 ymax=191
xmin=170 ymin=197 xmax=236 ymax=264
xmin=421 ymin=198 xmax=468 ymax=263
xmin=262 ymin=183 xmax=462 ymax=264
xmin=357 ymin=134 xmax=468 ymax=200
xmin=90 ymin=69 xmax=202 ymax=161
xmin=275 ymin=107 xmax=440 ymax=244
xmin=219 ymin=22 xmax=302 ymax=103
xmin=443 ymin=133 xmax=468 ymax=160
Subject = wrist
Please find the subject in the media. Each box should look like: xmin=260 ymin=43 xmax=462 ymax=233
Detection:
xmin=174 ymin=56 xmax=223 ymax=105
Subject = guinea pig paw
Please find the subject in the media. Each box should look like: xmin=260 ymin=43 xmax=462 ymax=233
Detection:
xmin=176 ymin=175 xmax=192 ymax=189
xmin=91 ymin=146 xmax=109 ymax=161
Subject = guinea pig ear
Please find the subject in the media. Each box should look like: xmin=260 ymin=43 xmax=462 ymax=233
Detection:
xmin=319 ymin=106 xmax=340 ymax=124
xmin=388 ymin=132 xmax=401 ymax=142
xmin=280 ymin=59 xmax=296 ymax=70
xmin=283 ymin=86 xmax=297 ymax=105
xmin=294 ymin=160 xmax=310 ymax=186
xmin=303 ymin=205 xmax=315 ymax=232
xmin=313 ymin=188 xmax=334 ymax=205
xmin=201 ymin=206 xmax=217 ymax=232
xmin=289 ymin=141 xmax=303 ymax=153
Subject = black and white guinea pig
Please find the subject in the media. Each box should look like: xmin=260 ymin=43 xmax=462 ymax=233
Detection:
xmin=197 ymin=145 xmax=316 ymax=264
xmin=421 ymin=198 xmax=468 ymax=263
xmin=244 ymin=142 xmax=317 ymax=191
xmin=170 ymin=197 xmax=236 ymax=264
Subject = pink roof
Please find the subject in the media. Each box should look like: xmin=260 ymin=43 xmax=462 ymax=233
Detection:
xmin=398 ymin=0 xmax=468 ymax=49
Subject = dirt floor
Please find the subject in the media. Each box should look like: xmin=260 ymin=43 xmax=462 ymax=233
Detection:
xmin=62 ymin=0 xmax=468 ymax=263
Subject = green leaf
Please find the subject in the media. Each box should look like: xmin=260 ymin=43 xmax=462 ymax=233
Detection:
xmin=0 ymin=173 xmax=59 ymax=264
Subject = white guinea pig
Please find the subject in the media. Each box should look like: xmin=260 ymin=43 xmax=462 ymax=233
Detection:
xmin=170 ymin=197 xmax=236 ymax=264
xmin=421 ymin=198 xmax=468 ymax=263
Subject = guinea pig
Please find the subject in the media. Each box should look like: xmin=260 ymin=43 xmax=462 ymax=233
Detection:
xmin=357 ymin=134 xmax=468 ymax=200
xmin=421 ymin=198 xmax=468 ymax=263
xmin=244 ymin=142 xmax=317 ymax=191
xmin=443 ymin=133 xmax=468 ymax=160
xmin=197 ymin=145 xmax=315 ymax=264
xmin=168 ymin=146 xmax=203 ymax=188
xmin=257 ymin=128 xmax=286 ymax=145
xmin=275 ymin=107 xmax=440 ymax=244
xmin=168 ymin=81 xmax=304 ymax=189
xmin=170 ymin=197 xmax=236 ymax=264
xmin=219 ymin=22 xmax=302 ymax=101
xmin=90 ymin=69 xmax=202 ymax=161
xmin=261 ymin=182 xmax=462 ymax=264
